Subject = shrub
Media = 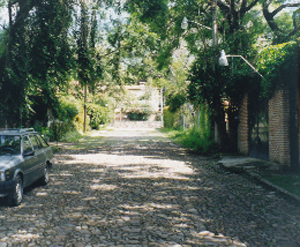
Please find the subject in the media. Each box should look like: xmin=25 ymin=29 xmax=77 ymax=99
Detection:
xmin=60 ymin=130 xmax=83 ymax=142
xmin=48 ymin=95 xmax=82 ymax=141
xmin=34 ymin=125 xmax=53 ymax=142
xmin=163 ymin=107 xmax=181 ymax=129
xmin=49 ymin=120 xmax=75 ymax=141
xmin=127 ymin=108 xmax=152 ymax=121
xmin=87 ymin=103 xmax=111 ymax=129
xmin=57 ymin=96 xmax=79 ymax=122
xmin=174 ymin=128 xmax=217 ymax=155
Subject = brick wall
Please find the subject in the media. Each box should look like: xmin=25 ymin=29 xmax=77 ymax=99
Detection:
xmin=237 ymin=94 xmax=249 ymax=155
xmin=269 ymin=89 xmax=290 ymax=166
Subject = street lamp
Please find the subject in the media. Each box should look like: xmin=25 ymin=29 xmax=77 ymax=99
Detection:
xmin=219 ymin=50 xmax=264 ymax=78
xmin=181 ymin=16 xmax=212 ymax=31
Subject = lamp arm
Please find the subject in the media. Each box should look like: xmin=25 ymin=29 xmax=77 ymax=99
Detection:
xmin=226 ymin=55 xmax=264 ymax=78
xmin=187 ymin=21 xmax=212 ymax=30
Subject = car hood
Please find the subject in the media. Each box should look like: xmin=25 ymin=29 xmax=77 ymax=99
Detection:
xmin=0 ymin=155 xmax=22 ymax=170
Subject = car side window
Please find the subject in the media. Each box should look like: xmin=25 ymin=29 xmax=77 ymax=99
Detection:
xmin=29 ymin=135 xmax=40 ymax=150
xmin=23 ymin=136 xmax=33 ymax=153
xmin=36 ymin=134 xmax=49 ymax=148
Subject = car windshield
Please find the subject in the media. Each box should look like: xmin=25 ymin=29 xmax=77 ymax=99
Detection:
xmin=0 ymin=135 xmax=21 ymax=155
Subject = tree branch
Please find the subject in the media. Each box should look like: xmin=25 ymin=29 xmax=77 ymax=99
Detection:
xmin=263 ymin=0 xmax=300 ymax=42
xmin=217 ymin=0 xmax=230 ymax=14
xmin=271 ymin=3 xmax=300 ymax=18
xmin=244 ymin=0 xmax=261 ymax=12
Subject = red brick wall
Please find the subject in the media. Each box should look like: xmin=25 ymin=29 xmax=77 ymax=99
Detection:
xmin=269 ymin=89 xmax=290 ymax=166
xmin=238 ymin=94 xmax=249 ymax=155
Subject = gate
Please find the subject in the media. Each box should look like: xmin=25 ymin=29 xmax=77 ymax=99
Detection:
xmin=248 ymin=94 xmax=269 ymax=160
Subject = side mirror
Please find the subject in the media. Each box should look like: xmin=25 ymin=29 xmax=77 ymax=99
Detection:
xmin=23 ymin=150 xmax=35 ymax=157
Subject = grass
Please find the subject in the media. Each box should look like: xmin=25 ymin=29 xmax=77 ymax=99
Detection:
xmin=263 ymin=174 xmax=300 ymax=197
xmin=159 ymin=127 xmax=216 ymax=155
xmin=60 ymin=130 xmax=84 ymax=142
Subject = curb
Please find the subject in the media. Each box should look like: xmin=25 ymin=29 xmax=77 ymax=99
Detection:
xmin=247 ymin=171 xmax=300 ymax=205
xmin=218 ymin=163 xmax=300 ymax=206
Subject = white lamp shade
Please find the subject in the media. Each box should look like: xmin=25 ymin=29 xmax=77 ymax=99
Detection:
xmin=181 ymin=17 xmax=188 ymax=29
xmin=219 ymin=50 xmax=229 ymax=66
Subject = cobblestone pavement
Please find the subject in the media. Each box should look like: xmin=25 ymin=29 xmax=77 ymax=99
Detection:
xmin=1 ymin=128 xmax=300 ymax=247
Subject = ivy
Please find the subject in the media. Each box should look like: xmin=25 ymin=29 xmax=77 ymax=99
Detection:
xmin=257 ymin=41 xmax=299 ymax=99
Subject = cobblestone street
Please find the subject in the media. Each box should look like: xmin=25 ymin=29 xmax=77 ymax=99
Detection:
xmin=0 ymin=128 xmax=300 ymax=247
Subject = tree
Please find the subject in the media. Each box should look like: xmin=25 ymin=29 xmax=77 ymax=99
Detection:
xmin=29 ymin=0 xmax=74 ymax=123
xmin=76 ymin=0 xmax=104 ymax=132
xmin=263 ymin=0 xmax=300 ymax=43
xmin=0 ymin=0 xmax=74 ymax=127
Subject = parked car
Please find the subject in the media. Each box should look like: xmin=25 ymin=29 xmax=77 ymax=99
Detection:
xmin=0 ymin=128 xmax=53 ymax=206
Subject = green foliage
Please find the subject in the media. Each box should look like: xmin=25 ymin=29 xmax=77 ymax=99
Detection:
xmin=257 ymin=41 xmax=299 ymax=99
xmin=75 ymin=1 xmax=104 ymax=94
xmin=87 ymin=103 xmax=111 ymax=129
xmin=60 ymin=130 xmax=83 ymax=143
xmin=49 ymin=120 xmax=75 ymax=142
xmin=127 ymin=107 xmax=152 ymax=121
xmin=34 ymin=125 xmax=53 ymax=142
xmin=163 ymin=107 xmax=181 ymax=129
xmin=164 ymin=103 xmax=215 ymax=154
xmin=194 ymin=104 xmax=211 ymax=134
xmin=187 ymin=49 xmax=222 ymax=107
xmin=188 ymin=47 xmax=262 ymax=111
xmin=40 ymin=95 xmax=84 ymax=141
xmin=264 ymin=174 xmax=300 ymax=197
xmin=166 ymin=94 xmax=186 ymax=113
xmin=174 ymin=128 xmax=216 ymax=155
xmin=105 ymin=15 xmax=160 ymax=85
xmin=163 ymin=54 xmax=189 ymax=113
xmin=126 ymin=0 xmax=168 ymax=28
xmin=0 ymin=30 xmax=5 ymax=56
xmin=57 ymin=97 xmax=79 ymax=122
xmin=0 ymin=0 xmax=73 ymax=127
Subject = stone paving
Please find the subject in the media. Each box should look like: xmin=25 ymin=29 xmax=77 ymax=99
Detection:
xmin=0 ymin=128 xmax=300 ymax=247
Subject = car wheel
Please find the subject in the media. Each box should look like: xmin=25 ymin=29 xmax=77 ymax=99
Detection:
xmin=8 ymin=175 xmax=23 ymax=206
xmin=40 ymin=165 xmax=50 ymax=185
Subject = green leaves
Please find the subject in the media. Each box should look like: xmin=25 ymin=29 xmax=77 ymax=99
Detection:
xmin=0 ymin=0 xmax=74 ymax=126
xmin=257 ymin=41 xmax=299 ymax=99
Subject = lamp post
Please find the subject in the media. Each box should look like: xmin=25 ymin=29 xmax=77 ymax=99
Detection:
xmin=219 ymin=50 xmax=264 ymax=78
xmin=181 ymin=0 xmax=220 ymax=141
xmin=181 ymin=0 xmax=217 ymax=46
xmin=181 ymin=16 xmax=212 ymax=31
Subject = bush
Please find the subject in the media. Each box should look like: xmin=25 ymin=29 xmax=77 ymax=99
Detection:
xmin=45 ymin=95 xmax=83 ymax=141
xmin=60 ymin=130 xmax=83 ymax=142
xmin=163 ymin=107 xmax=181 ymax=129
xmin=57 ymin=96 xmax=79 ymax=122
xmin=127 ymin=108 xmax=152 ymax=121
xmin=174 ymin=128 xmax=217 ymax=155
xmin=49 ymin=120 xmax=75 ymax=141
xmin=87 ymin=103 xmax=111 ymax=129
xmin=34 ymin=125 xmax=53 ymax=142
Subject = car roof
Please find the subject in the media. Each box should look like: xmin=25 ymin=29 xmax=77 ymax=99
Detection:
xmin=0 ymin=128 xmax=38 ymax=135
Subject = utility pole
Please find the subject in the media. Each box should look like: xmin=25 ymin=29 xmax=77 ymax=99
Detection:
xmin=212 ymin=0 xmax=218 ymax=47
xmin=211 ymin=0 xmax=222 ymax=145
xmin=83 ymin=84 xmax=87 ymax=132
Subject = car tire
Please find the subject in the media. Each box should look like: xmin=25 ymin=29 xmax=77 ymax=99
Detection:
xmin=8 ymin=175 xmax=23 ymax=206
xmin=40 ymin=165 xmax=50 ymax=186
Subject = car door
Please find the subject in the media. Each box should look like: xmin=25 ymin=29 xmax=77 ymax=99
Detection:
xmin=36 ymin=134 xmax=52 ymax=163
xmin=29 ymin=135 xmax=46 ymax=180
xmin=22 ymin=135 xmax=37 ymax=187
